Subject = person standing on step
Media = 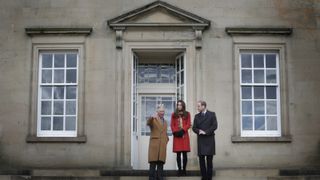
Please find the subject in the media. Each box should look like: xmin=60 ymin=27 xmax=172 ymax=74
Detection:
xmin=192 ymin=100 xmax=218 ymax=180
xmin=170 ymin=100 xmax=191 ymax=176
xmin=147 ymin=104 xmax=169 ymax=180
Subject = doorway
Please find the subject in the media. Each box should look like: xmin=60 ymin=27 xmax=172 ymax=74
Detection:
xmin=131 ymin=49 xmax=186 ymax=169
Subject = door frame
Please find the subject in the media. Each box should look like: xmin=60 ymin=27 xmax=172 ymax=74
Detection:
xmin=123 ymin=41 xmax=198 ymax=169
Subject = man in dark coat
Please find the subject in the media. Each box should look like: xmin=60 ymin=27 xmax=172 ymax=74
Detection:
xmin=192 ymin=100 xmax=218 ymax=180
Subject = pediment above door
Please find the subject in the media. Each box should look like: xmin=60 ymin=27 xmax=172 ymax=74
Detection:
xmin=107 ymin=1 xmax=210 ymax=49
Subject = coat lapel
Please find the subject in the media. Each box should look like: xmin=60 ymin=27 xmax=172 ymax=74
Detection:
xmin=156 ymin=117 xmax=165 ymax=132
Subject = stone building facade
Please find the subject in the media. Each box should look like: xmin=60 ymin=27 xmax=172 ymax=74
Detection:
xmin=0 ymin=0 xmax=319 ymax=173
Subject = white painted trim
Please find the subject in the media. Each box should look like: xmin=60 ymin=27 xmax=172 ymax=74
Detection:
xmin=37 ymin=51 xmax=79 ymax=137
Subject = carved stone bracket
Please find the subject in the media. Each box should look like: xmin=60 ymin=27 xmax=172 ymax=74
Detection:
xmin=194 ymin=27 xmax=204 ymax=49
xmin=114 ymin=27 xmax=125 ymax=49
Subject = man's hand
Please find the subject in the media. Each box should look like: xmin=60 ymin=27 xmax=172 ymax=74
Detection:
xmin=199 ymin=129 xmax=206 ymax=135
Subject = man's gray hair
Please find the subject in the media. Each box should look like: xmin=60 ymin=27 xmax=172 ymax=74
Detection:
xmin=157 ymin=104 xmax=165 ymax=111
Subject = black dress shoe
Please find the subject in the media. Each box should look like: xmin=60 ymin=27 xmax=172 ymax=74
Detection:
xmin=182 ymin=169 xmax=187 ymax=176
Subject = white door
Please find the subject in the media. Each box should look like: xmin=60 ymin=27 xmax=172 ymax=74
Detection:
xmin=131 ymin=51 xmax=186 ymax=170
xmin=137 ymin=95 xmax=176 ymax=169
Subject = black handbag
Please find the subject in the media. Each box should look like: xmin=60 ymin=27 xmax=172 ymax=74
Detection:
xmin=173 ymin=129 xmax=184 ymax=137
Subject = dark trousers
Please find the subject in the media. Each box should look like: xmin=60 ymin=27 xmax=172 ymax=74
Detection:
xmin=176 ymin=151 xmax=188 ymax=171
xmin=149 ymin=161 xmax=164 ymax=180
xmin=199 ymin=155 xmax=213 ymax=180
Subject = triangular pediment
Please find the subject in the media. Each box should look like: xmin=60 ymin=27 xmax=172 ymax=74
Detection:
xmin=108 ymin=1 xmax=210 ymax=29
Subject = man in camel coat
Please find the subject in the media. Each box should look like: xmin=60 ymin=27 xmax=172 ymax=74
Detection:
xmin=147 ymin=104 xmax=169 ymax=180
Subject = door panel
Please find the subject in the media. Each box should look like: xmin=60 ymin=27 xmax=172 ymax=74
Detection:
xmin=137 ymin=95 xmax=176 ymax=169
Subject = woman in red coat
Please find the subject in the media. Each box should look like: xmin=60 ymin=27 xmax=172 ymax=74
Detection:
xmin=170 ymin=100 xmax=191 ymax=176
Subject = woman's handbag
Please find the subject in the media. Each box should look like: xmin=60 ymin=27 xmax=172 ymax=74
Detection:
xmin=173 ymin=128 xmax=184 ymax=137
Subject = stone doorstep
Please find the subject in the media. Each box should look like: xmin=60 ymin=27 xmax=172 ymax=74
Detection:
xmin=0 ymin=168 xmax=320 ymax=178
xmin=100 ymin=170 xmax=203 ymax=176
xmin=267 ymin=176 xmax=320 ymax=180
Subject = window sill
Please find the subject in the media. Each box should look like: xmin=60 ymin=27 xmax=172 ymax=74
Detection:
xmin=26 ymin=135 xmax=87 ymax=143
xmin=231 ymin=135 xmax=292 ymax=143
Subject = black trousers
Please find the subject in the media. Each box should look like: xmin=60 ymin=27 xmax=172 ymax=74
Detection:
xmin=199 ymin=155 xmax=213 ymax=180
xmin=149 ymin=161 xmax=164 ymax=180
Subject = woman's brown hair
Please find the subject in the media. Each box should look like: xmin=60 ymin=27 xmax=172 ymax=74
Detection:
xmin=174 ymin=100 xmax=188 ymax=118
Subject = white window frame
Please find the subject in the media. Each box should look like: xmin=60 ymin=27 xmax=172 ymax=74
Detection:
xmin=239 ymin=51 xmax=281 ymax=137
xmin=37 ymin=51 xmax=79 ymax=137
xmin=175 ymin=53 xmax=186 ymax=101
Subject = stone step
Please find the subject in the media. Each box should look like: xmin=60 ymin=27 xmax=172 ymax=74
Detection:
xmin=1 ymin=168 xmax=319 ymax=180
xmin=268 ymin=176 xmax=320 ymax=180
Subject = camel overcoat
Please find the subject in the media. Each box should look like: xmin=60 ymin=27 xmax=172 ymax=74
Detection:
xmin=147 ymin=116 xmax=169 ymax=163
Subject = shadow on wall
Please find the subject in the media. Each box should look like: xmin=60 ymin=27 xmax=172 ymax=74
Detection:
xmin=308 ymin=141 xmax=320 ymax=167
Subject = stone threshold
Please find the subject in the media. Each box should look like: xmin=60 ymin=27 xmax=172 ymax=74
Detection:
xmin=1 ymin=167 xmax=319 ymax=177
xmin=100 ymin=170 xmax=203 ymax=176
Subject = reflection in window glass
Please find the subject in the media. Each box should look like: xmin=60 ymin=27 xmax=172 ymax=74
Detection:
xmin=137 ymin=64 xmax=175 ymax=83
xmin=140 ymin=96 xmax=175 ymax=136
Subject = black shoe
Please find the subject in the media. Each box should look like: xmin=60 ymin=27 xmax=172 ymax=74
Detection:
xmin=182 ymin=169 xmax=187 ymax=176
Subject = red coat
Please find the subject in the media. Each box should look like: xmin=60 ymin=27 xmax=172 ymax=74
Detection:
xmin=170 ymin=112 xmax=191 ymax=152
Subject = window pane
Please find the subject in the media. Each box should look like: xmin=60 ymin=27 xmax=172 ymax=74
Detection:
xmin=177 ymin=73 xmax=180 ymax=85
xmin=254 ymin=70 xmax=264 ymax=83
xmin=42 ymin=70 xmax=52 ymax=83
xmin=66 ymin=101 xmax=76 ymax=115
xmin=41 ymin=87 xmax=52 ymax=99
xmin=254 ymin=101 xmax=265 ymax=114
xmin=66 ymin=69 xmax=77 ymax=83
xmin=66 ymin=116 xmax=76 ymax=131
xmin=41 ymin=101 xmax=51 ymax=115
xmin=180 ymin=57 xmax=184 ymax=70
xmin=160 ymin=66 xmax=170 ymax=83
xmin=267 ymin=116 xmax=277 ymax=130
xmin=242 ymin=101 xmax=252 ymax=115
xmin=254 ymin=87 xmax=264 ymax=99
xmin=241 ymin=54 xmax=252 ymax=68
xmin=242 ymin=116 xmax=253 ymax=130
xmin=53 ymin=101 xmax=64 ymax=115
xmin=148 ymin=66 xmax=157 ymax=83
xmin=180 ymin=71 xmax=184 ymax=84
xmin=66 ymin=86 xmax=77 ymax=99
xmin=169 ymin=67 xmax=175 ymax=83
xmin=54 ymin=54 xmax=65 ymax=68
xmin=54 ymin=70 xmax=64 ymax=83
xmin=67 ymin=54 xmax=77 ymax=67
xmin=266 ymin=54 xmax=276 ymax=68
xmin=180 ymin=86 xmax=184 ymax=100
xmin=138 ymin=66 xmax=145 ymax=83
xmin=53 ymin=116 xmax=63 ymax=130
xmin=54 ymin=87 xmax=64 ymax=99
xmin=254 ymin=116 xmax=265 ymax=130
xmin=266 ymin=86 xmax=277 ymax=99
xmin=42 ymin=54 xmax=53 ymax=68
xmin=266 ymin=70 xmax=277 ymax=83
xmin=241 ymin=70 xmax=252 ymax=83
xmin=41 ymin=117 xmax=51 ymax=130
xmin=146 ymin=100 xmax=156 ymax=117
xmin=241 ymin=86 xmax=252 ymax=99
xmin=176 ymin=60 xmax=180 ymax=72
xmin=266 ymin=101 xmax=277 ymax=114
xmin=254 ymin=54 xmax=264 ymax=68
